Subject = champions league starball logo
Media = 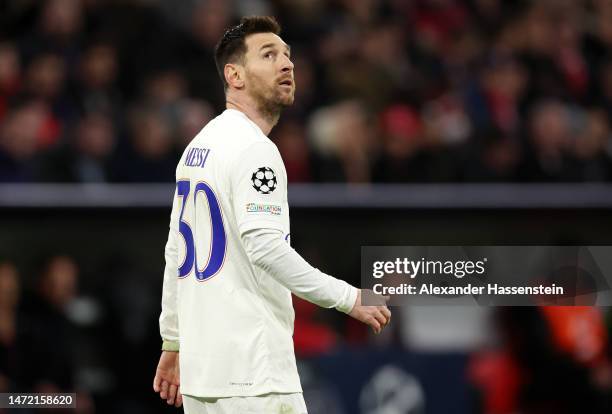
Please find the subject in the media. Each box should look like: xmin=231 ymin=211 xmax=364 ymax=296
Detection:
xmin=251 ymin=167 xmax=277 ymax=194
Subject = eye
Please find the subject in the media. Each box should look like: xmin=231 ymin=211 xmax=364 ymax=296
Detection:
xmin=264 ymin=52 xmax=274 ymax=59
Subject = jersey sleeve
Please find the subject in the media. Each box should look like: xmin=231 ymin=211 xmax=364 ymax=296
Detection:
xmin=159 ymin=188 xmax=180 ymax=350
xmin=230 ymin=142 xmax=288 ymax=235
xmin=242 ymin=228 xmax=358 ymax=313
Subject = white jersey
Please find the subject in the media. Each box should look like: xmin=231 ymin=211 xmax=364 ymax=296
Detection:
xmin=159 ymin=109 xmax=357 ymax=398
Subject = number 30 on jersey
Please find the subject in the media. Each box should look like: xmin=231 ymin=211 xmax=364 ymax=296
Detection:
xmin=176 ymin=180 xmax=227 ymax=280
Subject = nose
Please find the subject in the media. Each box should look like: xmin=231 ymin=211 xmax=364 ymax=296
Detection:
xmin=280 ymin=54 xmax=294 ymax=72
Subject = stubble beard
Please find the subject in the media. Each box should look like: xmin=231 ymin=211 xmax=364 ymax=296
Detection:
xmin=246 ymin=71 xmax=294 ymax=126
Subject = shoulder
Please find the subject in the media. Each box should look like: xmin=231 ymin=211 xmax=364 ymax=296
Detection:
xmin=214 ymin=110 xmax=280 ymax=160
xmin=212 ymin=110 xmax=267 ymax=144
xmin=184 ymin=109 xmax=271 ymax=160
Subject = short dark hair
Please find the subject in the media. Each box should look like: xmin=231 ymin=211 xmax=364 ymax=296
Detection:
xmin=214 ymin=16 xmax=281 ymax=91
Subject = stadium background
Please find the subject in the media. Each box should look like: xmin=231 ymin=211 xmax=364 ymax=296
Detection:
xmin=1 ymin=0 xmax=612 ymax=413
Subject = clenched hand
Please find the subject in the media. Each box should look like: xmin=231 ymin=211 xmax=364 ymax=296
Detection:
xmin=348 ymin=289 xmax=391 ymax=334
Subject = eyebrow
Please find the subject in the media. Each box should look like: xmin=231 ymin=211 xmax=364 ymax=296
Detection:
xmin=259 ymin=42 xmax=291 ymax=54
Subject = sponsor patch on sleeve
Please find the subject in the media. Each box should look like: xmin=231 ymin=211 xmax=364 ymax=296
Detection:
xmin=246 ymin=203 xmax=282 ymax=215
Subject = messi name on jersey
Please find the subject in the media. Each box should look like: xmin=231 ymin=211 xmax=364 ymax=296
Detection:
xmin=184 ymin=147 xmax=211 ymax=168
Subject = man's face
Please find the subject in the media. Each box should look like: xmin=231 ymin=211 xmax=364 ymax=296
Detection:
xmin=242 ymin=32 xmax=295 ymax=109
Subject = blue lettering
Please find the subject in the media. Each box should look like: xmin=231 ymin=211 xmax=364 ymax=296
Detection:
xmin=192 ymin=149 xmax=199 ymax=167
xmin=184 ymin=148 xmax=194 ymax=167
xmin=201 ymin=149 xmax=210 ymax=168
xmin=184 ymin=147 xmax=212 ymax=168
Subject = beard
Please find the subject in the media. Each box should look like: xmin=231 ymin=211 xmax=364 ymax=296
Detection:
xmin=245 ymin=69 xmax=294 ymax=123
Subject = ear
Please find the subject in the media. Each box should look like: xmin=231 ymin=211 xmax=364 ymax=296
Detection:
xmin=224 ymin=63 xmax=245 ymax=89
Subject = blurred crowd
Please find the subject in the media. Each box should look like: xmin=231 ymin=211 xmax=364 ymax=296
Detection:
xmin=0 ymin=0 xmax=611 ymax=183
xmin=0 ymin=255 xmax=177 ymax=413
xmin=0 ymin=257 xmax=96 ymax=413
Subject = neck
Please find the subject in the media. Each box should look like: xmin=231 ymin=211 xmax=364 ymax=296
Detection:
xmin=226 ymin=94 xmax=280 ymax=136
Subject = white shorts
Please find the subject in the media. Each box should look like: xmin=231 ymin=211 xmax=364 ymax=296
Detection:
xmin=182 ymin=393 xmax=308 ymax=414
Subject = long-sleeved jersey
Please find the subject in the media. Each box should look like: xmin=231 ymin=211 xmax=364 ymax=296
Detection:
xmin=159 ymin=109 xmax=357 ymax=398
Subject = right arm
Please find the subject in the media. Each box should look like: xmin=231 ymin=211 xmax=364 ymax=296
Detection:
xmin=241 ymin=228 xmax=391 ymax=333
xmin=242 ymin=227 xmax=357 ymax=313
xmin=231 ymin=142 xmax=390 ymax=333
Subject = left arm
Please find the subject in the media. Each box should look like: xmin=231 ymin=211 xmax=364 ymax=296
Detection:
xmin=154 ymin=189 xmax=182 ymax=407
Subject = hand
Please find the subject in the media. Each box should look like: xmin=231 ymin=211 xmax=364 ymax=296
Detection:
xmin=348 ymin=289 xmax=391 ymax=334
xmin=153 ymin=351 xmax=182 ymax=407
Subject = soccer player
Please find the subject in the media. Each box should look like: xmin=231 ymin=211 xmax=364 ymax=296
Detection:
xmin=153 ymin=16 xmax=391 ymax=413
